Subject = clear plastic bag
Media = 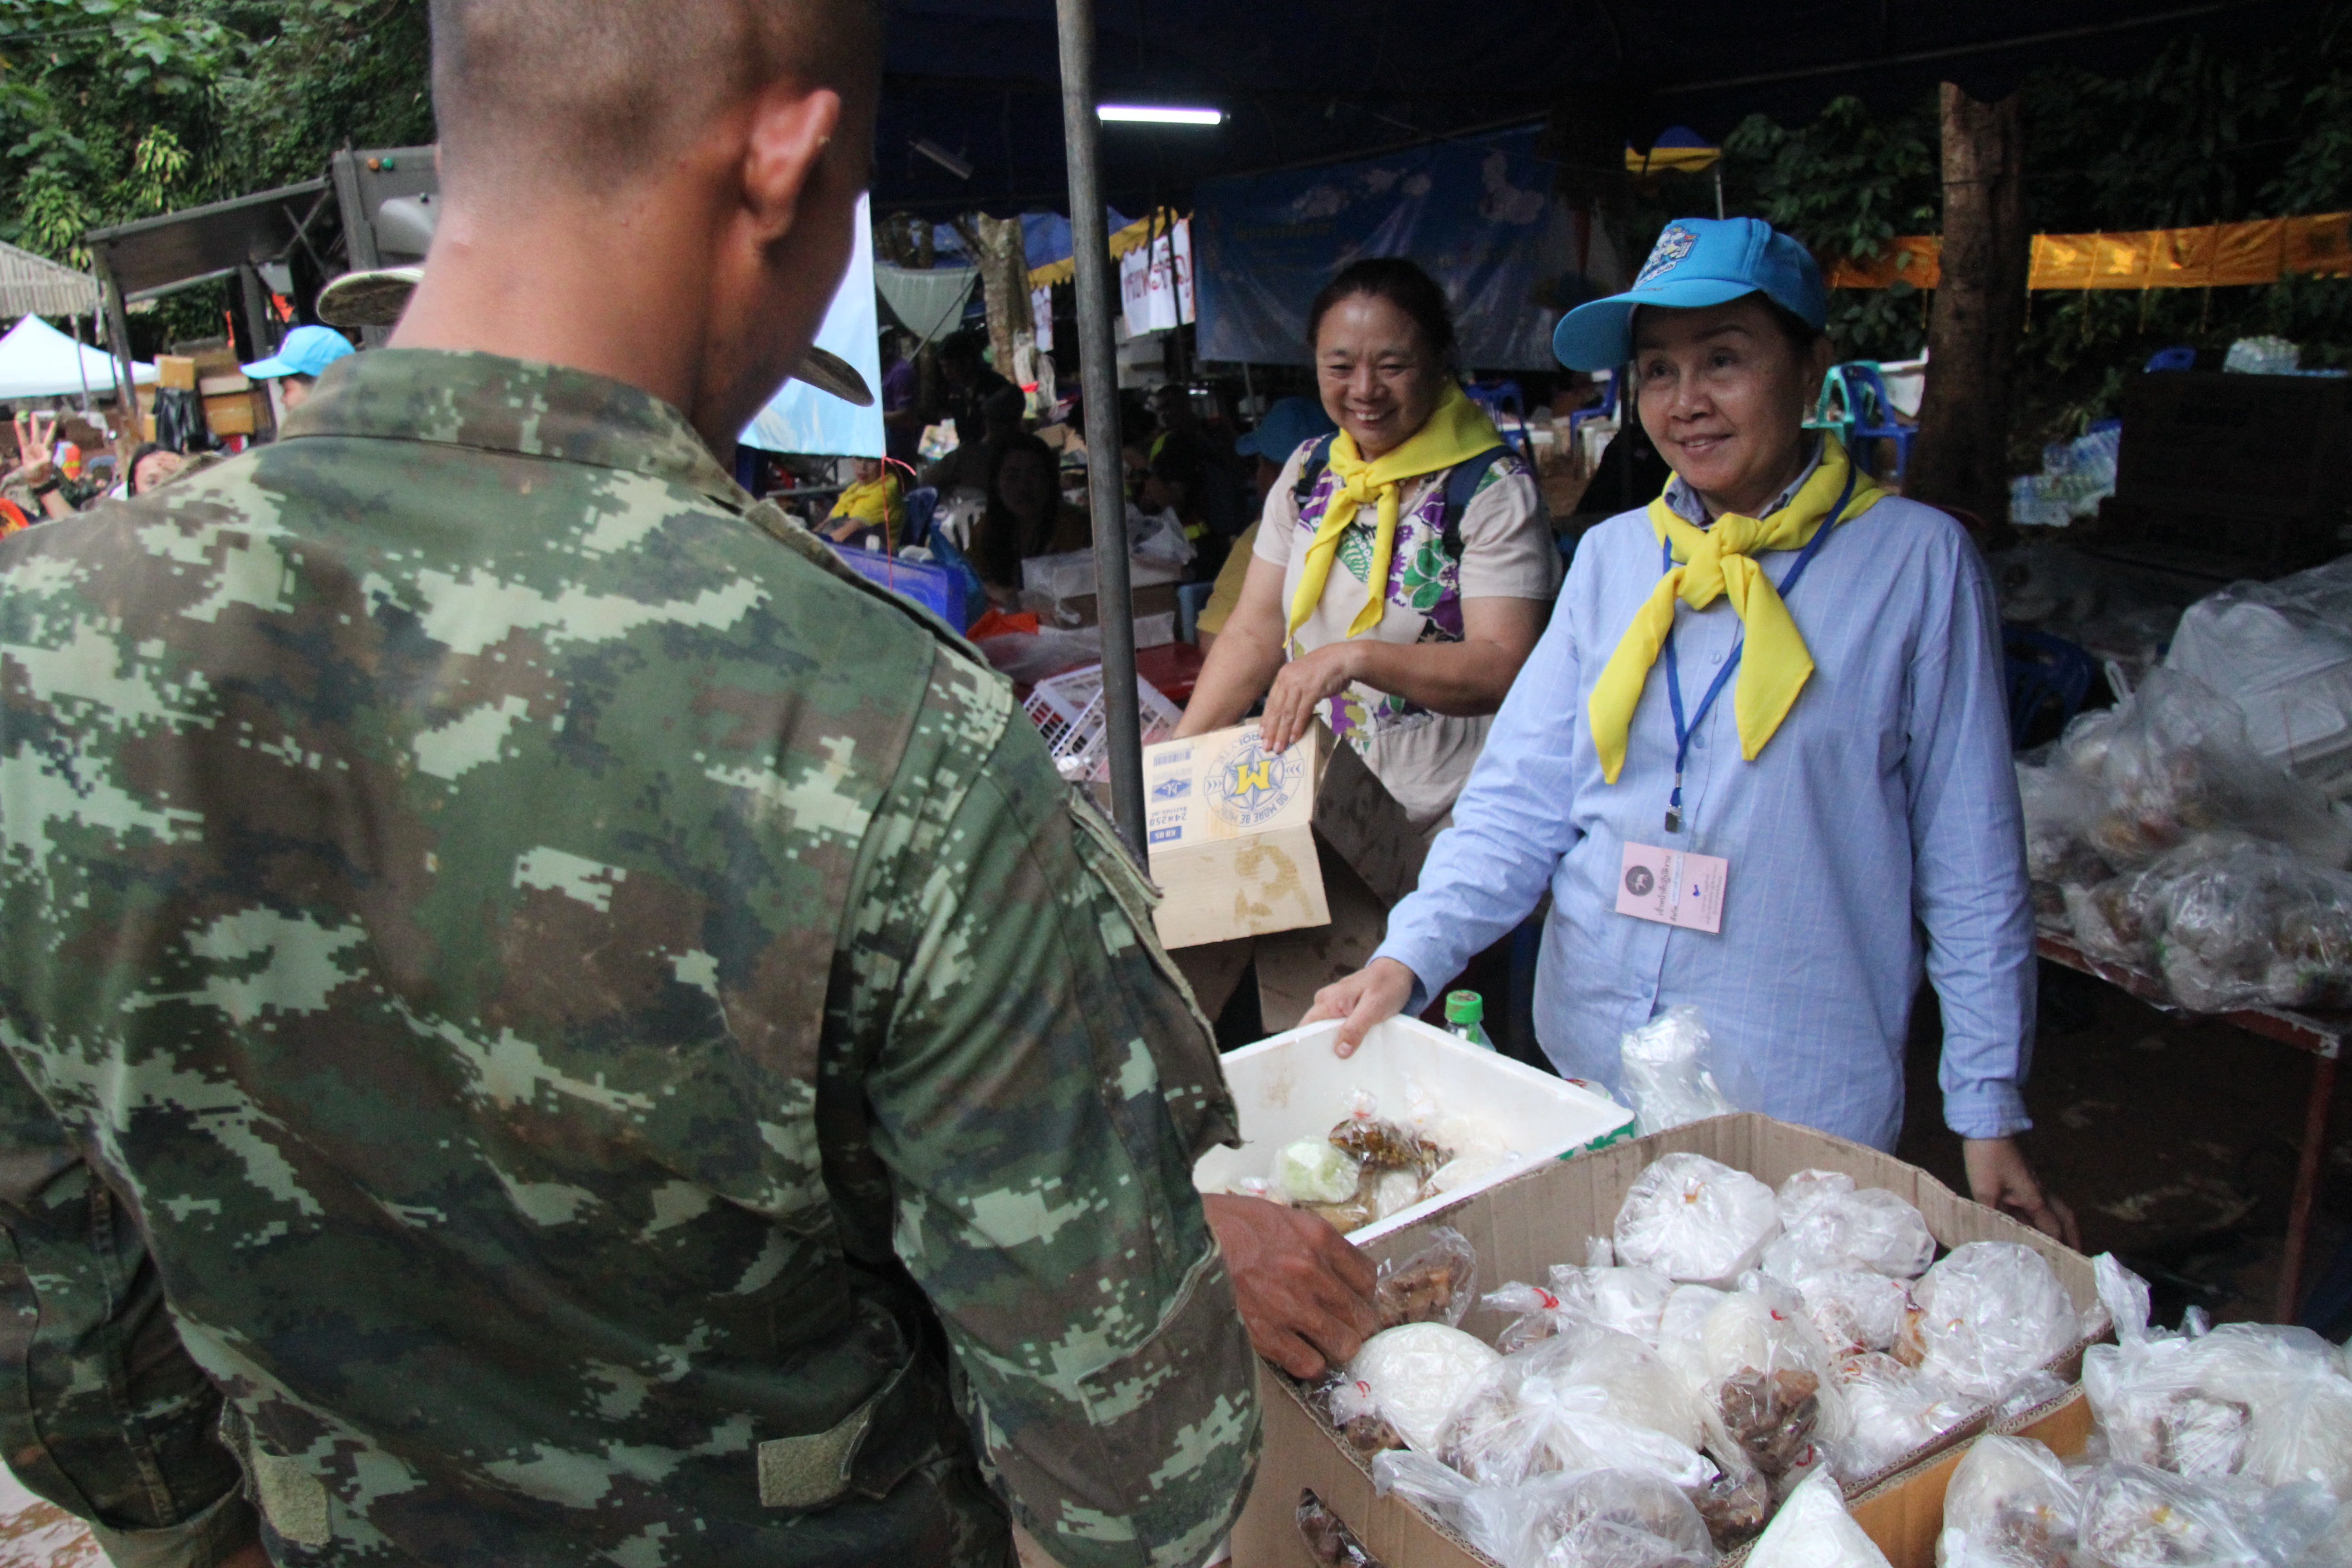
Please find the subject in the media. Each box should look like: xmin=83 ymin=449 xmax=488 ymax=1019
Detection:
xmin=1377 ymin=1226 xmax=1480 ymax=1330
xmin=1310 ymin=1369 xmax=1408 ymax=1455
xmin=1793 ymin=1270 xmax=1916 ymax=1356
xmin=1439 ymin=1326 xmax=1714 ymax=1490
xmin=1934 ymin=1434 xmax=2081 ymax=1568
xmin=1298 ymin=1487 xmax=1385 ymax=1567
xmin=1742 ymin=1469 xmax=1892 ymax=1568
xmin=1618 ymin=1007 xmax=1739 ymax=1137
xmin=2076 ymin=1463 xmax=2266 ymax=1568
xmin=1830 ymin=1352 xmax=1971 ymax=1484
xmin=2018 ymin=755 xmax=2114 ymax=915
xmin=2074 ymin=668 xmax=2352 ymax=872
xmin=1698 ymin=1278 xmax=1855 ymax=1481
xmin=1614 ymin=1154 xmax=1781 ymax=1286
xmin=1346 ymin=1322 xmax=1503 ymax=1452
xmin=1911 ymin=1242 xmax=2082 ymax=1403
xmin=1760 ymin=1175 xmax=1936 ymax=1282
xmin=1548 ymin=1262 xmax=1679 ymax=1345
xmin=1373 ymin=1455 xmax=1721 ymax=1568
xmin=2144 ymin=838 xmax=2352 ymax=1013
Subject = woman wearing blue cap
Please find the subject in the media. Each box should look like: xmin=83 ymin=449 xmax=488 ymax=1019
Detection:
xmin=241 ymin=324 xmax=357 ymax=418
xmin=1307 ymin=217 xmax=2073 ymax=1242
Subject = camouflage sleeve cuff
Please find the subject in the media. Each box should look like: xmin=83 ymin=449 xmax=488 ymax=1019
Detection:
xmin=86 ymin=1481 xmax=260 ymax=1568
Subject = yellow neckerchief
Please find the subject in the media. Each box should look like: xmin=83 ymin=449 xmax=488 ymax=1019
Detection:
xmin=1586 ymin=434 xmax=1887 ymax=784
xmin=1284 ymin=382 xmax=1502 ymax=653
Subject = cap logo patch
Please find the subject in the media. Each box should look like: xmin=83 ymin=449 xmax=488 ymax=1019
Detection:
xmin=1636 ymin=224 xmax=1699 ymax=287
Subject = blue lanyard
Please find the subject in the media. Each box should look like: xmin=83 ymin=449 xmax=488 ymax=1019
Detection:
xmin=1659 ymin=466 xmax=1857 ymax=835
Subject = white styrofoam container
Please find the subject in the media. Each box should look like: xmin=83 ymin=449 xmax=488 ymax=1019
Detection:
xmin=1195 ymin=1015 xmax=1637 ymax=1245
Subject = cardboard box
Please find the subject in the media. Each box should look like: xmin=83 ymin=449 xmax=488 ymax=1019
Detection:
xmin=1060 ymin=580 xmax=1179 ymax=627
xmin=203 ymin=392 xmax=257 ymax=437
xmin=156 ymin=355 xmax=198 ymax=391
xmin=1143 ymin=721 xmax=1422 ymax=950
xmin=1847 ymin=1385 xmax=2093 ymax=1568
xmin=1231 ymin=1113 xmax=2103 ymax=1568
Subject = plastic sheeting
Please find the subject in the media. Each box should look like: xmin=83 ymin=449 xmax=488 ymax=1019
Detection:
xmin=1190 ymin=127 xmax=1620 ymax=370
xmin=742 ymin=194 xmax=886 ymax=458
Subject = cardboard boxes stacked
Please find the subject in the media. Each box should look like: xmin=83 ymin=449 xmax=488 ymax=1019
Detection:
xmin=1022 ymin=548 xmax=1182 ymax=648
xmin=1234 ymin=1113 xmax=2103 ymax=1568
xmin=2094 ymin=370 xmax=2352 ymax=578
xmin=151 ymin=348 xmax=270 ymax=442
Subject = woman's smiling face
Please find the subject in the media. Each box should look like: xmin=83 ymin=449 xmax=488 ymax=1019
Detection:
xmin=1315 ymin=292 xmax=1443 ymax=461
xmin=1632 ymin=294 xmax=1831 ymax=518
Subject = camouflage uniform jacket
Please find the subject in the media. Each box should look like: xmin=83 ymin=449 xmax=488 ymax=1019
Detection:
xmin=0 ymin=349 xmax=1258 ymax=1567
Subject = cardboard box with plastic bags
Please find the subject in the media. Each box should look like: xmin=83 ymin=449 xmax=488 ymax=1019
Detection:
xmin=1142 ymin=720 xmax=1423 ymax=951
xmin=1235 ymin=1112 xmax=2103 ymax=1568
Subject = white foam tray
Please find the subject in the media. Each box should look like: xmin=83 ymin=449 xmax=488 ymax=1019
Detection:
xmin=1195 ymin=1015 xmax=1637 ymax=1245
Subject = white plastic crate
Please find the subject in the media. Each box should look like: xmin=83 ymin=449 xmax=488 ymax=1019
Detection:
xmin=1022 ymin=663 xmax=1182 ymax=783
xmin=1195 ymin=1016 xmax=1637 ymax=1245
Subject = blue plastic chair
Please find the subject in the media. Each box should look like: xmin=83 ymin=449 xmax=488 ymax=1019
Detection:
xmin=2144 ymin=346 xmax=2198 ymax=373
xmin=2004 ymin=625 xmax=2097 ymax=750
xmin=1566 ymin=369 xmax=1619 ymax=440
xmin=1805 ymin=362 xmax=1915 ymax=483
xmin=1463 ymin=378 xmax=1536 ymax=463
xmin=901 ymin=485 xmax=939 ymax=550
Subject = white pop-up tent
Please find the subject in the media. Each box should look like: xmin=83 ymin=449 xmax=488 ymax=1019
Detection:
xmin=0 ymin=314 xmax=156 ymax=402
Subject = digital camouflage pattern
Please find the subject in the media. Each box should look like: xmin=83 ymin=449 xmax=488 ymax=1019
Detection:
xmin=0 ymin=349 xmax=1258 ymax=1567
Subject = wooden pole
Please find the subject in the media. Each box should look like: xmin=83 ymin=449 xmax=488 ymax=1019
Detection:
xmin=1907 ymin=83 xmax=2029 ymax=526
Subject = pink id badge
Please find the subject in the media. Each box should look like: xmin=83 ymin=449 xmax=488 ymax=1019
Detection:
xmin=1614 ymin=842 xmax=1729 ymax=934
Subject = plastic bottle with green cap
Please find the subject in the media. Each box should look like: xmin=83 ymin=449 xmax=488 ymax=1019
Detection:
xmin=1445 ymin=990 xmax=1494 ymax=1050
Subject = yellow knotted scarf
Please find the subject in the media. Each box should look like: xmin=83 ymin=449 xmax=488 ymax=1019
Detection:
xmin=1285 ymin=382 xmax=1503 ymax=653
xmin=1587 ymin=435 xmax=1887 ymax=783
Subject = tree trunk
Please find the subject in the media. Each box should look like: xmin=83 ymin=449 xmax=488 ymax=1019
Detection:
xmin=1908 ymin=83 xmax=2029 ymax=527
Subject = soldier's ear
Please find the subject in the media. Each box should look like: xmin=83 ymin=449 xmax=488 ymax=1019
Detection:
xmin=737 ymin=82 xmax=843 ymax=246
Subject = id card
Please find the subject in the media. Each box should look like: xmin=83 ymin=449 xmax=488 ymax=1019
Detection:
xmin=1615 ymin=842 xmax=1728 ymax=934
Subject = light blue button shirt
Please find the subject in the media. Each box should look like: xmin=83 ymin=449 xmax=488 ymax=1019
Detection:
xmin=1373 ymin=467 xmax=2036 ymax=1151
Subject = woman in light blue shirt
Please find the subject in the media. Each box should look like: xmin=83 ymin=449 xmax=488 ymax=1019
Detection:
xmin=1308 ymin=217 xmax=2076 ymax=1245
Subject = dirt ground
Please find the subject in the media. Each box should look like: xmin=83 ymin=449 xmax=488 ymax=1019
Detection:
xmin=1896 ymin=960 xmax=2352 ymax=1334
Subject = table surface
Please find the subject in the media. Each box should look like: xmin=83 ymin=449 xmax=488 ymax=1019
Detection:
xmin=2035 ymin=926 xmax=2348 ymax=1059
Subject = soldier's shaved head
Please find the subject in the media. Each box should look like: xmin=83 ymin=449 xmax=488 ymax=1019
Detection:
xmin=430 ymin=0 xmax=882 ymax=198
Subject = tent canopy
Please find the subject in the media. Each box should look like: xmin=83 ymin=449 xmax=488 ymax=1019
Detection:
xmin=0 ymin=315 xmax=155 ymax=402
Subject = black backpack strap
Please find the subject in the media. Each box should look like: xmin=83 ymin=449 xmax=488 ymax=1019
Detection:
xmin=1437 ymin=445 xmax=1513 ymax=565
xmin=1290 ymin=433 xmax=1338 ymax=512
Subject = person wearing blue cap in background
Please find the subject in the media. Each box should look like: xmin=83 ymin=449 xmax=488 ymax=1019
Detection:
xmin=1195 ymin=395 xmax=1340 ymax=648
xmin=1307 ymin=216 xmax=2076 ymax=1246
xmin=240 ymin=323 xmax=356 ymax=417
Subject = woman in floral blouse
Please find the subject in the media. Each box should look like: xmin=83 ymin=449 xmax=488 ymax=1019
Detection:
xmin=1178 ymin=257 xmax=1560 ymax=827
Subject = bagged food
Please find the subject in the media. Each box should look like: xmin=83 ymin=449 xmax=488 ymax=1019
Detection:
xmin=1348 ymin=1322 xmax=1502 ymax=1452
xmin=1743 ymin=1469 xmax=1892 ymax=1568
xmin=1618 ymin=1007 xmax=1738 ymax=1137
xmin=2144 ymin=837 xmax=2352 ymax=1013
xmin=1377 ymin=1226 xmax=1479 ymax=1329
xmin=1277 ymin=1139 xmax=1362 ymax=1205
xmin=1795 ymin=1270 xmax=1916 ymax=1356
xmin=1830 ymin=1352 xmax=1973 ymax=1483
xmin=1298 ymin=1487 xmax=1382 ymax=1568
xmin=1372 ymin=1454 xmax=1721 ymax=1568
xmin=1549 ymin=1261 xmax=1679 ymax=1344
xmin=1935 ymin=1434 xmax=2081 ymax=1568
xmin=2018 ymin=755 xmax=2112 ymax=918
xmin=2073 ymin=668 xmax=2352 ymax=872
xmin=1310 ymin=1372 xmax=1406 ymax=1455
xmin=1440 ymin=1326 xmax=1713 ymax=1490
xmin=2076 ymin=1463 xmax=2265 ymax=1568
xmin=1697 ymin=1279 xmax=1856 ymax=1481
xmin=1761 ymin=1177 xmax=1936 ymax=1282
xmin=1615 ymin=1154 xmax=1780 ymax=1286
xmin=1911 ymin=1243 xmax=2082 ymax=1402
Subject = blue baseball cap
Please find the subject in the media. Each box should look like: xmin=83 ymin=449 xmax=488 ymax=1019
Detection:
xmin=241 ymin=324 xmax=356 ymax=381
xmin=1552 ymin=216 xmax=1827 ymax=370
xmin=1235 ymin=394 xmax=1338 ymax=461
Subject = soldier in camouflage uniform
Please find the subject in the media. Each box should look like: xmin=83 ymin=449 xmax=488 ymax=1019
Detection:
xmin=0 ymin=1 xmax=1258 ymax=1563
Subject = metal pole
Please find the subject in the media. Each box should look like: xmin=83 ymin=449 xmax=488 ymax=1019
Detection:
xmin=1056 ymin=0 xmax=1146 ymax=856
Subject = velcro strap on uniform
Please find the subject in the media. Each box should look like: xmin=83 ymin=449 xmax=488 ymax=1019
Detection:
xmin=219 ymin=1406 xmax=332 ymax=1549
xmin=755 ymin=1359 xmax=906 ymax=1510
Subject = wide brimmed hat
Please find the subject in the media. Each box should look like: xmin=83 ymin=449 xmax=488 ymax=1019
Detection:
xmin=315 ymin=266 xmax=875 ymax=408
xmin=1552 ymin=216 xmax=1826 ymax=371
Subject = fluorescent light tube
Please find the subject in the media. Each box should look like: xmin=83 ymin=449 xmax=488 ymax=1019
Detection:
xmin=1097 ymin=105 xmax=1224 ymax=126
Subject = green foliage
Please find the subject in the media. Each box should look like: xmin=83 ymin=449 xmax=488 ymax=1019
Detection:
xmin=1710 ymin=10 xmax=2352 ymax=469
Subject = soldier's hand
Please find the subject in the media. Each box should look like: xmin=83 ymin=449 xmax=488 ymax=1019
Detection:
xmin=1201 ymin=1193 xmax=1379 ymax=1380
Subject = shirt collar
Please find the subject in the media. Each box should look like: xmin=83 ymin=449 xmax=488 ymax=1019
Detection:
xmin=279 ymin=348 xmax=748 ymax=510
xmin=1662 ymin=436 xmax=1825 ymax=527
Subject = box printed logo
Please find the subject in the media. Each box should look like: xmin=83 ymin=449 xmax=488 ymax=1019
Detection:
xmin=1204 ymin=730 xmax=1305 ymax=829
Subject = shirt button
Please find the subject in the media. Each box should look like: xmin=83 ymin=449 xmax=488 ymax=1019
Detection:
xmin=1712 ymin=649 xmax=1727 ymax=666
xmin=1693 ymin=730 xmax=1709 ymax=750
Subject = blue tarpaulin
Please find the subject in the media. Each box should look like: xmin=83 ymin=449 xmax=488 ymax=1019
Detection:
xmin=1191 ymin=127 xmax=1624 ymax=371
xmin=1022 ymin=209 xmax=1133 ymax=274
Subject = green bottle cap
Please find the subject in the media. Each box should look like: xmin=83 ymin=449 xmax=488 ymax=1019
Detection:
xmin=1445 ymin=990 xmax=1483 ymax=1025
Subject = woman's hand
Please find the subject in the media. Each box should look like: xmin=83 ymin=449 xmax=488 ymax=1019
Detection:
xmin=13 ymin=411 xmax=56 ymax=487
xmin=1302 ymin=957 xmax=1418 ymax=1058
xmin=1962 ymin=1137 xmax=2080 ymax=1248
xmin=1259 ymin=640 xmax=1360 ymax=751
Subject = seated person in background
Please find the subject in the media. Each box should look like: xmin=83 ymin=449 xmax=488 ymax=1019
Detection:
xmin=824 ymin=455 xmax=905 ymax=552
xmin=970 ymin=433 xmax=1089 ymax=600
xmin=919 ymin=384 xmax=1024 ymax=493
